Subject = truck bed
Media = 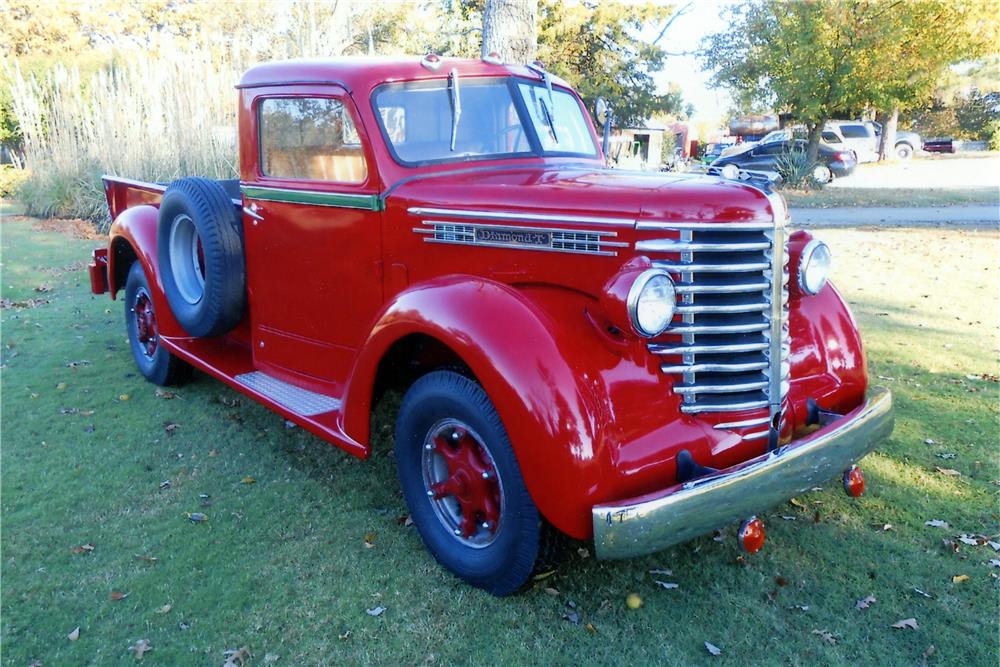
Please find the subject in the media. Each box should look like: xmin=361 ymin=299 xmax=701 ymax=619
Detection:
xmin=102 ymin=175 xmax=241 ymax=221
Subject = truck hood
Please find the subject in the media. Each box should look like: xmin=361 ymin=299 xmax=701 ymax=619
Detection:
xmin=387 ymin=163 xmax=775 ymax=225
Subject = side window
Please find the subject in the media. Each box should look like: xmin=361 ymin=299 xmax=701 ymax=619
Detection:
xmin=839 ymin=124 xmax=870 ymax=139
xmin=259 ymin=97 xmax=368 ymax=183
xmin=822 ymin=131 xmax=842 ymax=144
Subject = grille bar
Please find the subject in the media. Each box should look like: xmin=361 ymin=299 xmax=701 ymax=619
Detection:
xmin=638 ymin=200 xmax=790 ymax=427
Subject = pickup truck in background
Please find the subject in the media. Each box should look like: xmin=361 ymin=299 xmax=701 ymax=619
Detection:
xmin=88 ymin=56 xmax=893 ymax=596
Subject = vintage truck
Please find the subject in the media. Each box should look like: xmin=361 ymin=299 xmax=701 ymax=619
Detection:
xmin=89 ymin=56 xmax=894 ymax=596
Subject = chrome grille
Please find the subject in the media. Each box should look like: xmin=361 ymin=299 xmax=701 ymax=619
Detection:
xmin=638 ymin=215 xmax=790 ymax=433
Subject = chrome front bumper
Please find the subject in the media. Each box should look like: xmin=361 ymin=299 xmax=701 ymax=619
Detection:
xmin=592 ymin=386 xmax=894 ymax=559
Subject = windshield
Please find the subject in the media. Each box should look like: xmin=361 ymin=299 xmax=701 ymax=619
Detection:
xmin=373 ymin=77 xmax=597 ymax=165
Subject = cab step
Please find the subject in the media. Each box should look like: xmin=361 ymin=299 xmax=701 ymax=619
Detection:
xmin=235 ymin=371 xmax=341 ymax=416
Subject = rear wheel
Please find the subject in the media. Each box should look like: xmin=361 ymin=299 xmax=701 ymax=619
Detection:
xmin=395 ymin=370 xmax=542 ymax=596
xmin=895 ymin=142 xmax=914 ymax=160
xmin=812 ymin=164 xmax=833 ymax=184
xmin=124 ymin=262 xmax=192 ymax=386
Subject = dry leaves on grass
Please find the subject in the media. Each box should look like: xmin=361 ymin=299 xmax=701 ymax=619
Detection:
xmin=705 ymin=641 xmax=722 ymax=656
xmin=891 ymin=618 xmax=919 ymax=630
xmin=130 ymin=638 xmax=152 ymax=660
xmin=654 ymin=581 xmax=679 ymax=590
xmin=366 ymin=606 xmax=385 ymax=617
xmin=155 ymin=389 xmax=179 ymax=399
xmin=109 ymin=591 xmax=129 ymax=601
xmin=812 ymin=629 xmax=838 ymax=645
xmin=935 ymin=467 xmax=961 ymax=477
xmin=163 ymin=421 xmax=179 ymax=436
xmin=134 ymin=554 xmax=158 ymax=564
xmin=925 ymin=519 xmax=950 ymax=529
xmin=156 ymin=604 xmax=172 ymax=614
xmin=241 ymin=476 xmax=256 ymax=485
xmin=68 ymin=627 xmax=80 ymax=641
xmin=952 ymin=574 xmax=970 ymax=584
xmin=71 ymin=543 xmax=95 ymax=554
xmin=222 ymin=646 xmax=251 ymax=667
xmin=186 ymin=512 xmax=208 ymax=523
xmin=856 ymin=595 xmax=876 ymax=610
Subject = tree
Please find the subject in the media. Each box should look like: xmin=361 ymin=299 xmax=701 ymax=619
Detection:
xmin=702 ymin=0 xmax=1000 ymax=163
xmin=481 ymin=0 xmax=536 ymax=62
xmin=536 ymin=0 xmax=683 ymax=127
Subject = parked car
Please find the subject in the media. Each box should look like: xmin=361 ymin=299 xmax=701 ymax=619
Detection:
xmin=88 ymin=56 xmax=892 ymax=596
xmin=866 ymin=121 xmax=923 ymax=159
xmin=710 ymin=138 xmax=857 ymax=183
xmin=700 ymin=142 xmax=734 ymax=164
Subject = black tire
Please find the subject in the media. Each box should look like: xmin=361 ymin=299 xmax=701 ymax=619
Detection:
xmin=395 ymin=370 xmax=541 ymax=596
xmin=157 ymin=177 xmax=245 ymax=337
xmin=895 ymin=142 xmax=914 ymax=160
xmin=124 ymin=261 xmax=192 ymax=386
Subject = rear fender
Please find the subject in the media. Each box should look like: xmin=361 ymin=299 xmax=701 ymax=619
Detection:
xmin=344 ymin=276 xmax=612 ymax=538
xmin=107 ymin=205 xmax=185 ymax=337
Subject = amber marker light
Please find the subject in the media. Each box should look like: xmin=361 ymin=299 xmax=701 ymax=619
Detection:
xmin=738 ymin=516 xmax=766 ymax=554
xmin=843 ymin=465 xmax=865 ymax=497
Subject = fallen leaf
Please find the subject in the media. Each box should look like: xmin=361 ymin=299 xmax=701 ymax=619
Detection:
xmin=705 ymin=641 xmax=722 ymax=656
xmin=56 ymin=382 xmax=67 ymax=390
xmin=71 ymin=543 xmax=95 ymax=554
xmin=241 ymin=476 xmax=256 ymax=485
xmin=712 ymin=529 xmax=724 ymax=542
xmin=163 ymin=422 xmax=178 ymax=436
xmin=159 ymin=480 xmax=171 ymax=490
xmin=781 ymin=515 xmax=797 ymax=521
xmin=877 ymin=523 xmax=893 ymax=531
xmin=68 ymin=627 xmax=80 ymax=641
xmin=577 ymin=547 xmax=590 ymax=559
xmin=363 ymin=533 xmax=376 ymax=548
xmin=156 ymin=604 xmax=172 ymax=614
xmin=952 ymin=574 xmax=969 ymax=584
xmin=989 ymin=559 xmax=1000 ymax=568
xmin=208 ymin=449 xmax=218 ymax=457
xmin=936 ymin=452 xmax=957 ymax=459
xmin=338 ymin=629 xmax=352 ymax=640
xmin=109 ymin=590 xmax=129 ymax=601
xmin=155 ymin=389 xmax=178 ymax=399
xmin=856 ymin=594 xmax=876 ymax=610
xmin=533 ymin=569 xmax=556 ymax=581
xmin=625 ymin=593 xmax=643 ymax=609
xmin=264 ymin=654 xmax=279 ymax=664
xmin=958 ymin=535 xmax=980 ymax=546
xmin=891 ymin=618 xmax=918 ymax=630
xmin=130 ymin=638 xmax=151 ymax=660
xmin=562 ymin=611 xmax=581 ymax=625
xmin=654 ymin=580 xmax=679 ymax=589
xmin=585 ymin=622 xmax=597 ymax=634
xmin=913 ymin=588 xmax=934 ymax=599
xmin=935 ymin=467 xmax=961 ymax=477
xmin=134 ymin=554 xmax=158 ymax=564
xmin=119 ymin=394 xmax=130 ymax=401
xmin=649 ymin=568 xmax=673 ymax=576
xmin=988 ymin=541 xmax=1000 ymax=551
xmin=812 ymin=629 xmax=837 ymax=645
xmin=790 ymin=604 xmax=810 ymax=611
xmin=925 ymin=519 xmax=950 ymax=529
xmin=923 ymin=438 xmax=936 ymax=445
xmin=775 ymin=576 xmax=788 ymax=587
xmin=544 ymin=587 xmax=559 ymax=596
xmin=789 ymin=497 xmax=808 ymax=509
xmin=186 ymin=512 xmax=208 ymax=523
xmin=222 ymin=646 xmax=251 ymax=667
xmin=366 ymin=606 xmax=385 ymax=617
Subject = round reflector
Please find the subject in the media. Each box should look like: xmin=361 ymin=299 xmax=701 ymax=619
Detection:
xmin=738 ymin=516 xmax=766 ymax=554
xmin=843 ymin=465 xmax=865 ymax=497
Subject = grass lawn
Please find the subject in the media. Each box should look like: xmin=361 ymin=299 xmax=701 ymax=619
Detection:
xmin=2 ymin=215 xmax=998 ymax=666
xmin=782 ymin=186 xmax=999 ymax=209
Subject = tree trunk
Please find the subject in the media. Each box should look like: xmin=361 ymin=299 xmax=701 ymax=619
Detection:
xmin=481 ymin=0 xmax=537 ymax=63
xmin=806 ymin=122 xmax=823 ymax=165
xmin=878 ymin=107 xmax=899 ymax=161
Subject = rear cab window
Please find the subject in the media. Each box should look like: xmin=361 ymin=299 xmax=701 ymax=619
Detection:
xmin=258 ymin=98 xmax=368 ymax=183
xmin=838 ymin=124 xmax=872 ymax=139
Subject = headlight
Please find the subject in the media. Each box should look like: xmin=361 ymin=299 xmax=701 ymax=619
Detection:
xmin=799 ymin=239 xmax=832 ymax=295
xmin=627 ymin=269 xmax=676 ymax=337
xmin=720 ymin=163 xmax=740 ymax=180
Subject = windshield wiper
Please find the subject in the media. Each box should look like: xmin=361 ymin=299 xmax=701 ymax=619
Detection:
xmin=539 ymin=97 xmax=559 ymax=144
xmin=448 ymin=68 xmax=461 ymax=151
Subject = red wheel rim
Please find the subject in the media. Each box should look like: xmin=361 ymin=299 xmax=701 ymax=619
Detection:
xmin=132 ymin=287 xmax=158 ymax=358
xmin=421 ymin=419 xmax=504 ymax=548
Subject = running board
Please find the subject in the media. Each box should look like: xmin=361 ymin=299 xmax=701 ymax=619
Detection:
xmin=159 ymin=335 xmax=367 ymax=459
xmin=235 ymin=371 xmax=341 ymax=416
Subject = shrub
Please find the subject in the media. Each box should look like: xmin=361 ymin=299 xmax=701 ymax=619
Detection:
xmin=8 ymin=53 xmax=239 ymax=230
xmin=0 ymin=164 xmax=29 ymax=199
xmin=774 ymin=148 xmax=823 ymax=190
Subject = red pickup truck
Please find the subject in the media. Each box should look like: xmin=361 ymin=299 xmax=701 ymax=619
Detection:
xmin=89 ymin=56 xmax=893 ymax=596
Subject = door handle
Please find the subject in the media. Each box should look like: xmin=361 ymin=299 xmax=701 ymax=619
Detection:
xmin=243 ymin=205 xmax=264 ymax=224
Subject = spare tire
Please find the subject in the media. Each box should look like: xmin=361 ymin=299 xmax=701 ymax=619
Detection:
xmin=157 ymin=177 xmax=245 ymax=337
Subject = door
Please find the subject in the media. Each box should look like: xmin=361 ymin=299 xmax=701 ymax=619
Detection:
xmin=836 ymin=123 xmax=876 ymax=162
xmin=242 ymin=89 xmax=383 ymax=393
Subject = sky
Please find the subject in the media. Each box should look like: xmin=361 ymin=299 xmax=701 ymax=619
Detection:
xmin=641 ymin=0 xmax=735 ymax=125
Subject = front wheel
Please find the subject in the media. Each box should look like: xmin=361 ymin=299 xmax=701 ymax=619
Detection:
xmin=395 ymin=370 xmax=541 ymax=596
xmin=124 ymin=262 xmax=192 ymax=386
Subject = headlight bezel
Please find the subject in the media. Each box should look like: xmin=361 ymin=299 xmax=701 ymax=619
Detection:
xmin=798 ymin=238 xmax=832 ymax=295
xmin=626 ymin=268 xmax=677 ymax=337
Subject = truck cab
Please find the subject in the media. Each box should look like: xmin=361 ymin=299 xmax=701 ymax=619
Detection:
xmin=91 ymin=56 xmax=893 ymax=596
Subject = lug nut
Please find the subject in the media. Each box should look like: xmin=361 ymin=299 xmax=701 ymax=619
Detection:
xmin=481 ymin=471 xmax=491 ymax=480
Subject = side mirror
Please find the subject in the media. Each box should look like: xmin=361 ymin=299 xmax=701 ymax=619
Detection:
xmin=595 ymin=97 xmax=609 ymax=125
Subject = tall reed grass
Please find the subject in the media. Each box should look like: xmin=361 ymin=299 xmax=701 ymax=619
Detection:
xmin=9 ymin=52 xmax=240 ymax=228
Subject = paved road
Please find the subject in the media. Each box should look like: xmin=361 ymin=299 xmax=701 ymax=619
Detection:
xmin=789 ymin=204 xmax=999 ymax=227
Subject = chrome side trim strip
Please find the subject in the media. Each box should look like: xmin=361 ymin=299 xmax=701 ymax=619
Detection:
xmin=408 ymin=206 xmax=636 ymax=227
xmin=637 ymin=220 xmax=773 ymax=231
xmin=714 ymin=415 xmax=771 ymax=430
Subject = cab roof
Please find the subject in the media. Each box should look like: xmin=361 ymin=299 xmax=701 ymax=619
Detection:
xmin=237 ymin=56 xmax=570 ymax=93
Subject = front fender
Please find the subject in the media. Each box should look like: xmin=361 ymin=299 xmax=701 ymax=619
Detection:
xmin=108 ymin=205 xmax=185 ymax=337
xmin=344 ymin=276 xmax=613 ymax=538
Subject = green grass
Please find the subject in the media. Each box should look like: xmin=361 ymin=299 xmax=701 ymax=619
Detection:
xmin=783 ymin=186 xmax=999 ymax=208
xmin=2 ymin=217 xmax=998 ymax=666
